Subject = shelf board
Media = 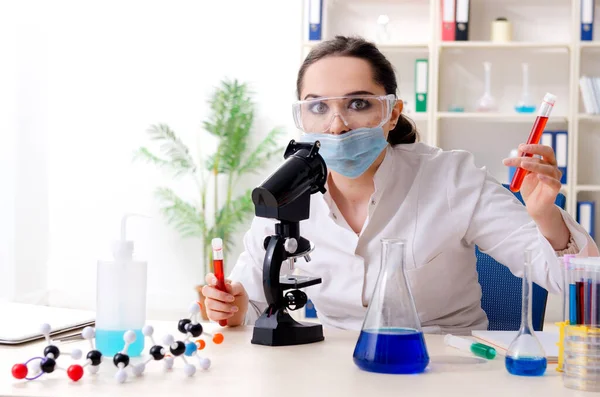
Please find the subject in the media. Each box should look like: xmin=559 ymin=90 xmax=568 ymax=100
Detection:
xmin=576 ymin=185 xmax=600 ymax=192
xmin=580 ymin=42 xmax=600 ymax=49
xmin=578 ymin=113 xmax=600 ymax=122
xmin=302 ymin=41 xmax=429 ymax=50
xmin=403 ymin=113 xmax=428 ymax=121
xmin=437 ymin=112 xmax=569 ymax=122
xmin=439 ymin=41 xmax=570 ymax=50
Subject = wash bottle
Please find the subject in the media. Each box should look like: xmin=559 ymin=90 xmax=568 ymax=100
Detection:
xmin=95 ymin=214 xmax=148 ymax=357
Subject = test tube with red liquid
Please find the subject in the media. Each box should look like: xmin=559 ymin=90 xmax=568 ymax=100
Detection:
xmin=212 ymin=238 xmax=228 ymax=327
xmin=509 ymin=92 xmax=557 ymax=193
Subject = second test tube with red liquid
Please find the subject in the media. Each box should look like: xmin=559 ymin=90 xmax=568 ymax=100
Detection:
xmin=212 ymin=238 xmax=228 ymax=327
xmin=509 ymin=93 xmax=556 ymax=193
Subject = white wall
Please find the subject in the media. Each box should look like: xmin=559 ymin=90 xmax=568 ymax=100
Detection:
xmin=5 ymin=0 xmax=303 ymax=318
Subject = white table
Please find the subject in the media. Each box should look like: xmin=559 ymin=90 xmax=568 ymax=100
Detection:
xmin=0 ymin=321 xmax=584 ymax=397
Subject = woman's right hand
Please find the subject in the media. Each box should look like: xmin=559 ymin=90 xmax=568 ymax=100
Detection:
xmin=202 ymin=273 xmax=249 ymax=327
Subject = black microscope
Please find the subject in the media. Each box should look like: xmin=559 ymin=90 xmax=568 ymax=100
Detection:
xmin=250 ymin=139 xmax=327 ymax=347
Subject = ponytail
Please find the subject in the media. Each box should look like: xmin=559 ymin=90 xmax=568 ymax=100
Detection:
xmin=387 ymin=114 xmax=419 ymax=145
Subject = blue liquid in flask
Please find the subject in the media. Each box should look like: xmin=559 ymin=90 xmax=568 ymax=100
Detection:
xmin=505 ymin=356 xmax=547 ymax=376
xmin=353 ymin=327 xmax=429 ymax=374
xmin=95 ymin=329 xmax=144 ymax=357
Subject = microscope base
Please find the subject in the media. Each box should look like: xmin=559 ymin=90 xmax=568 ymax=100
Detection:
xmin=251 ymin=310 xmax=324 ymax=346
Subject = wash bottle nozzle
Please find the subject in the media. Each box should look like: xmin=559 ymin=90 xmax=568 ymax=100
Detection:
xmin=112 ymin=213 xmax=150 ymax=260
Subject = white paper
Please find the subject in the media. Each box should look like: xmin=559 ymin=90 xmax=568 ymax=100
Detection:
xmin=582 ymin=0 xmax=594 ymax=24
xmin=456 ymin=0 xmax=470 ymax=23
xmin=442 ymin=0 xmax=455 ymax=22
xmin=309 ymin=0 xmax=321 ymax=24
xmin=416 ymin=61 xmax=428 ymax=94
xmin=555 ymin=132 xmax=568 ymax=168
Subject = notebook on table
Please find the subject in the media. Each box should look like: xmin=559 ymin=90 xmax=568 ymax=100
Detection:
xmin=471 ymin=330 xmax=559 ymax=364
xmin=0 ymin=302 xmax=95 ymax=345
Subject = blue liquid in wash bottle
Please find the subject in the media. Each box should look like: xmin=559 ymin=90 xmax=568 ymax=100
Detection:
xmin=95 ymin=214 xmax=148 ymax=357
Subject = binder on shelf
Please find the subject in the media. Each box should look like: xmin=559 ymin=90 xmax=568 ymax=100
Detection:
xmin=305 ymin=299 xmax=318 ymax=318
xmin=577 ymin=201 xmax=596 ymax=240
xmin=581 ymin=0 xmax=595 ymax=41
xmin=308 ymin=0 xmax=323 ymax=41
xmin=553 ymin=130 xmax=568 ymax=185
xmin=441 ymin=0 xmax=456 ymax=41
xmin=415 ymin=59 xmax=428 ymax=113
xmin=579 ymin=76 xmax=600 ymax=114
xmin=455 ymin=0 xmax=470 ymax=41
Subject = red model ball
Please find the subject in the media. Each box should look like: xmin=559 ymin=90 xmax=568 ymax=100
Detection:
xmin=12 ymin=363 xmax=28 ymax=379
xmin=67 ymin=364 xmax=84 ymax=381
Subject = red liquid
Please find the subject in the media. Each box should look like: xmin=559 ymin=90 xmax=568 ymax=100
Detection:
xmin=213 ymin=258 xmax=228 ymax=326
xmin=509 ymin=116 xmax=549 ymax=193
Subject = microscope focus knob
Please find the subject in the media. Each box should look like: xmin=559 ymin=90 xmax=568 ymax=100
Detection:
xmin=284 ymin=238 xmax=298 ymax=254
xmin=284 ymin=289 xmax=308 ymax=311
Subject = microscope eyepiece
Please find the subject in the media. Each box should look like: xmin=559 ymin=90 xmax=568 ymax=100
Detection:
xmin=252 ymin=140 xmax=327 ymax=223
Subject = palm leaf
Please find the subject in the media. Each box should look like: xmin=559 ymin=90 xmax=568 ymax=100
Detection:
xmin=155 ymin=187 xmax=205 ymax=238
xmin=236 ymin=127 xmax=286 ymax=177
xmin=212 ymin=189 xmax=254 ymax=252
xmin=142 ymin=124 xmax=197 ymax=176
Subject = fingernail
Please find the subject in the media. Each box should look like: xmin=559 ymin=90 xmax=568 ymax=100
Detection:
xmin=227 ymin=295 xmax=235 ymax=302
xmin=231 ymin=306 xmax=239 ymax=312
xmin=212 ymin=277 xmax=218 ymax=284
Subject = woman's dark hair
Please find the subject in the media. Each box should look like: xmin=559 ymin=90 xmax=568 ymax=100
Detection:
xmin=296 ymin=35 xmax=419 ymax=145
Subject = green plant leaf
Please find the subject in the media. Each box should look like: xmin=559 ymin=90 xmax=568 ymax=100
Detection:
xmin=213 ymin=188 xmax=254 ymax=252
xmin=144 ymin=124 xmax=197 ymax=177
xmin=236 ymin=126 xmax=286 ymax=177
xmin=154 ymin=187 xmax=205 ymax=238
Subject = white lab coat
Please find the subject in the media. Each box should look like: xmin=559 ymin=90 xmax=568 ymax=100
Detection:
xmin=229 ymin=142 xmax=599 ymax=335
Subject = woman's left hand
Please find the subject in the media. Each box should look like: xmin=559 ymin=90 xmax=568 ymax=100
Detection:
xmin=502 ymin=143 xmax=563 ymax=218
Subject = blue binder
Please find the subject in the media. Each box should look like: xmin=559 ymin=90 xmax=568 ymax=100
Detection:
xmin=305 ymin=299 xmax=318 ymax=318
xmin=553 ymin=130 xmax=568 ymax=184
xmin=581 ymin=0 xmax=595 ymax=41
xmin=577 ymin=201 xmax=596 ymax=240
xmin=308 ymin=0 xmax=323 ymax=41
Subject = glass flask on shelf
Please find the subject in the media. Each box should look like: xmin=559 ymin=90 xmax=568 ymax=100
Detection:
xmin=476 ymin=61 xmax=497 ymax=112
xmin=352 ymin=239 xmax=430 ymax=374
xmin=505 ymin=249 xmax=547 ymax=377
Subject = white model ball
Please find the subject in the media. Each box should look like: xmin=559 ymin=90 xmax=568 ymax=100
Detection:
xmin=40 ymin=323 xmax=51 ymax=335
xmin=197 ymin=357 xmax=211 ymax=370
xmin=163 ymin=356 xmax=174 ymax=370
xmin=142 ymin=325 xmax=154 ymax=337
xmin=88 ymin=365 xmax=100 ymax=375
xmin=115 ymin=369 xmax=128 ymax=384
xmin=82 ymin=327 xmax=95 ymax=340
xmin=132 ymin=363 xmax=145 ymax=377
xmin=123 ymin=330 xmax=137 ymax=344
xmin=162 ymin=334 xmax=175 ymax=347
xmin=71 ymin=348 xmax=83 ymax=360
xmin=183 ymin=363 xmax=196 ymax=377
xmin=188 ymin=302 xmax=201 ymax=314
xmin=28 ymin=359 xmax=41 ymax=374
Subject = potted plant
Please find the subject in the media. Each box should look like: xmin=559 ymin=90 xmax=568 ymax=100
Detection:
xmin=134 ymin=78 xmax=284 ymax=319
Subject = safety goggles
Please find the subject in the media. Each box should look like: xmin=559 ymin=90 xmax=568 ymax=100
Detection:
xmin=292 ymin=94 xmax=396 ymax=134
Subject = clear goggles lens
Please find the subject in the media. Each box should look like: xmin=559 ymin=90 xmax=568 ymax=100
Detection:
xmin=292 ymin=94 xmax=396 ymax=134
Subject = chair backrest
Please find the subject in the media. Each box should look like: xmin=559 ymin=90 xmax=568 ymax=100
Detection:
xmin=475 ymin=184 xmax=566 ymax=331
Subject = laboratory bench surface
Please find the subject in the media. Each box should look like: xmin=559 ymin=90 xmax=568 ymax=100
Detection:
xmin=0 ymin=321 xmax=583 ymax=397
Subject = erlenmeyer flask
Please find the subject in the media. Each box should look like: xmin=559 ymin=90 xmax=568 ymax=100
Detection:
xmin=505 ymin=250 xmax=547 ymax=376
xmin=352 ymin=239 xmax=430 ymax=374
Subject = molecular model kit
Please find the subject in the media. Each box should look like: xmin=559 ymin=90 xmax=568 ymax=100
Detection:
xmin=11 ymin=302 xmax=224 ymax=384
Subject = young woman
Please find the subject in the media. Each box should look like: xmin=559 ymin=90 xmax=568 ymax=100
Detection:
xmin=202 ymin=36 xmax=598 ymax=335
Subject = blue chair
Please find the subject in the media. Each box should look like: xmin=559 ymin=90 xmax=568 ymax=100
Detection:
xmin=475 ymin=184 xmax=566 ymax=331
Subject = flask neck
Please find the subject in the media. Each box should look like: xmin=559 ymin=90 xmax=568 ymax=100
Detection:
xmin=519 ymin=260 xmax=534 ymax=333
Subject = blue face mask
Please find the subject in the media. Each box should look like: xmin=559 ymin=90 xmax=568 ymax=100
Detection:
xmin=299 ymin=127 xmax=389 ymax=179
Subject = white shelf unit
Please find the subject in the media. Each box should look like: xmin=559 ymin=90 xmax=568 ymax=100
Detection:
xmin=301 ymin=0 xmax=600 ymax=246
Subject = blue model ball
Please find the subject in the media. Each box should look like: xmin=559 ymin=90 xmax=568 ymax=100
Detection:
xmin=184 ymin=342 xmax=198 ymax=357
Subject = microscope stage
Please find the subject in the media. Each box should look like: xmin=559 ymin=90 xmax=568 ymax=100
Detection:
xmin=279 ymin=275 xmax=322 ymax=290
